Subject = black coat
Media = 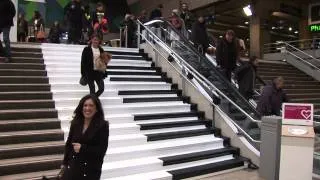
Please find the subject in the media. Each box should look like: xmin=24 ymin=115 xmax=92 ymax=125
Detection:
xmin=256 ymin=83 xmax=289 ymax=116
xmin=235 ymin=62 xmax=256 ymax=99
xmin=62 ymin=119 xmax=109 ymax=180
xmin=216 ymin=38 xmax=237 ymax=70
xmin=64 ymin=1 xmax=84 ymax=25
xmin=0 ymin=0 xmax=16 ymax=29
xmin=81 ymin=46 xmax=105 ymax=81
xmin=191 ymin=21 xmax=209 ymax=50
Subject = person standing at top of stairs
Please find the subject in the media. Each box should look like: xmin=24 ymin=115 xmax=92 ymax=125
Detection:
xmin=0 ymin=0 xmax=16 ymax=63
xmin=256 ymin=77 xmax=289 ymax=116
xmin=64 ymin=0 xmax=84 ymax=44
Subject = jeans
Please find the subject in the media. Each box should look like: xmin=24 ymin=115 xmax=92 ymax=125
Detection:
xmin=88 ymin=78 xmax=104 ymax=97
xmin=0 ymin=27 xmax=11 ymax=57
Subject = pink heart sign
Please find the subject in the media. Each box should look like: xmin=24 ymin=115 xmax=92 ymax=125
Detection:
xmin=282 ymin=103 xmax=314 ymax=126
xmin=301 ymin=110 xmax=312 ymax=120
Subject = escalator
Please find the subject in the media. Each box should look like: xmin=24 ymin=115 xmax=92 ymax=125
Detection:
xmin=138 ymin=20 xmax=262 ymax=148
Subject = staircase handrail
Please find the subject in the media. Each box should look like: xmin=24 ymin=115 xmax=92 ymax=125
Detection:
xmin=281 ymin=41 xmax=320 ymax=63
xmin=136 ymin=22 xmax=261 ymax=144
xmin=137 ymin=20 xmax=261 ymax=124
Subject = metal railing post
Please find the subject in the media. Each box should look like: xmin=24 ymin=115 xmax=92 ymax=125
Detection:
xmin=119 ymin=27 xmax=122 ymax=47
xmin=125 ymin=25 xmax=128 ymax=48
xmin=137 ymin=22 xmax=141 ymax=49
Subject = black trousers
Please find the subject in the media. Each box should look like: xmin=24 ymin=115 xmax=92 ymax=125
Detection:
xmin=88 ymin=78 xmax=104 ymax=97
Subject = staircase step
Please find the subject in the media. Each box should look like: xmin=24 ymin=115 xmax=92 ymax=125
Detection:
xmin=0 ymin=108 xmax=57 ymax=120
xmin=108 ymin=66 xmax=160 ymax=71
xmin=0 ymin=129 xmax=63 ymax=145
xmin=168 ymin=158 xmax=245 ymax=180
xmin=11 ymin=52 xmax=43 ymax=58
xmin=0 ymin=92 xmax=52 ymax=101
xmin=10 ymin=57 xmax=44 ymax=64
xmin=123 ymin=97 xmax=182 ymax=103
xmin=134 ymin=111 xmax=204 ymax=121
xmin=119 ymin=89 xmax=181 ymax=96
xmin=0 ymin=154 xmax=62 ymax=176
xmin=11 ymin=48 xmax=42 ymax=53
xmin=110 ymin=77 xmax=166 ymax=82
xmin=0 ymin=84 xmax=50 ymax=92
xmin=287 ymin=93 xmax=320 ymax=99
xmin=111 ymin=55 xmax=145 ymax=60
xmin=146 ymin=128 xmax=215 ymax=141
xmin=0 ymin=169 xmax=60 ymax=180
xmin=0 ymin=140 xmax=64 ymax=160
xmin=0 ymin=76 xmax=48 ymax=84
xmin=0 ymin=69 xmax=46 ymax=76
xmin=291 ymin=98 xmax=320 ymax=104
xmin=0 ymin=63 xmax=45 ymax=70
xmin=160 ymin=147 xmax=239 ymax=166
xmin=0 ymin=118 xmax=60 ymax=132
xmin=139 ymin=120 xmax=206 ymax=130
xmin=284 ymin=89 xmax=320 ymax=94
xmin=108 ymin=71 xmax=161 ymax=76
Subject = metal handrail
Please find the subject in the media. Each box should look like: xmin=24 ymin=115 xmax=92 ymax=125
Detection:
xmin=286 ymin=49 xmax=320 ymax=71
xmin=281 ymin=41 xmax=320 ymax=63
xmin=137 ymin=20 xmax=261 ymax=123
xmin=136 ymin=24 xmax=261 ymax=144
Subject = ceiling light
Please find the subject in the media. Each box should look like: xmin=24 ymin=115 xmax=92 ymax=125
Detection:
xmin=289 ymin=27 xmax=292 ymax=31
xmin=243 ymin=5 xmax=252 ymax=16
xmin=272 ymin=26 xmax=276 ymax=30
xmin=244 ymin=21 xmax=249 ymax=25
xmin=294 ymin=30 xmax=298 ymax=34
xmin=219 ymin=36 xmax=223 ymax=38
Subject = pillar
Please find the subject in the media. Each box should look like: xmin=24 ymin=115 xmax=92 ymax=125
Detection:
xmin=250 ymin=15 xmax=261 ymax=58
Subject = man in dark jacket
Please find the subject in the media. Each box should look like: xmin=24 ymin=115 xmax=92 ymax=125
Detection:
xmin=191 ymin=16 xmax=209 ymax=54
xmin=149 ymin=4 xmax=163 ymax=20
xmin=0 ymin=0 xmax=16 ymax=62
xmin=64 ymin=0 xmax=84 ymax=44
xmin=256 ymin=77 xmax=289 ymax=116
xmin=216 ymin=30 xmax=237 ymax=81
xmin=235 ymin=56 xmax=258 ymax=100
xmin=180 ymin=3 xmax=194 ymax=31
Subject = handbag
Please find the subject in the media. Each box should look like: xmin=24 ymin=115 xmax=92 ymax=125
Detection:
xmin=36 ymin=24 xmax=45 ymax=39
xmin=94 ymin=52 xmax=112 ymax=72
xmin=79 ymin=76 xmax=88 ymax=86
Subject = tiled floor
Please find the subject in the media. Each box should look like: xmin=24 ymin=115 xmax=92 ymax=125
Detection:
xmin=194 ymin=170 xmax=263 ymax=180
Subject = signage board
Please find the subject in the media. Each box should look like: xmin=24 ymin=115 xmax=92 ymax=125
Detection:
xmin=309 ymin=24 xmax=320 ymax=32
xmin=282 ymin=103 xmax=314 ymax=126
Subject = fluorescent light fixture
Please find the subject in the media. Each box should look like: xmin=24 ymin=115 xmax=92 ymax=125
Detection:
xmin=244 ymin=21 xmax=249 ymax=25
xmin=294 ymin=30 xmax=299 ymax=34
xmin=243 ymin=5 xmax=252 ymax=16
xmin=289 ymin=27 xmax=292 ymax=31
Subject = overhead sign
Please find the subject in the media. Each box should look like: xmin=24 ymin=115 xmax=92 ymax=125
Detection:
xmin=309 ymin=24 xmax=320 ymax=32
xmin=282 ymin=103 xmax=314 ymax=126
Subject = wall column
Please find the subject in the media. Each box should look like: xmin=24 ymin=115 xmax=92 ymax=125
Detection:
xmin=250 ymin=15 xmax=261 ymax=58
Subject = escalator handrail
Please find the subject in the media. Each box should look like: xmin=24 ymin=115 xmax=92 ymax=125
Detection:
xmin=138 ymin=20 xmax=262 ymax=123
xmin=136 ymin=23 xmax=262 ymax=144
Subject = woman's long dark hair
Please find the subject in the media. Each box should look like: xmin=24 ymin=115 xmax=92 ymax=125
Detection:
xmin=72 ymin=94 xmax=105 ymax=125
